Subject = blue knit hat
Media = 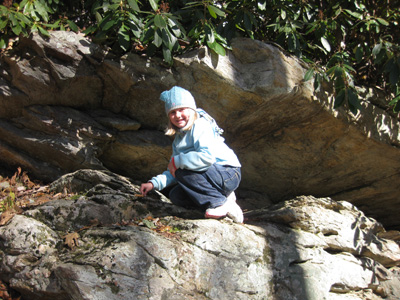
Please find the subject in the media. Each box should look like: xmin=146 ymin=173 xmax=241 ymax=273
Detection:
xmin=160 ymin=86 xmax=197 ymax=115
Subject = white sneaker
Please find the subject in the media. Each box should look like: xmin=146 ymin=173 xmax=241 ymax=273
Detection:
xmin=205 ymin=192 xmax=244 ymax=223
xmin=227 ymin=201 xmax=244 ymax=223
xmin=205 ymin=201 xmax=230 ymax=219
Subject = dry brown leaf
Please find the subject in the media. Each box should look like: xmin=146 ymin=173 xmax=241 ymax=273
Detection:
xmin=64 ymin=232 xmax=80 ymax=250
xmin=156 ymin=225 xmax=172 ymax=233
xmin=0 ymin=211 xmax=15 ymax=226
xmin=0 ymin=289 xmax=11 ymax=300
xmin=9 ymin=168 xmax=21 ymax=186
xmin=34 ymin=195 xmax=52 ymax=205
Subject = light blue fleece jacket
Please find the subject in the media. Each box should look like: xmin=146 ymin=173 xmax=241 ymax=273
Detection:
xmin=149 ymin=115 xmax=241 ymax=191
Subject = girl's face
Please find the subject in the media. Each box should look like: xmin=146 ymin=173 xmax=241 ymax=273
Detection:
xmin=169 ymin=108 xmax=192 ymax=128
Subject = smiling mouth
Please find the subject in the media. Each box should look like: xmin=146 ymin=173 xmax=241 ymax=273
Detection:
xmin=175 ymin=120 xmax=187 ymax=127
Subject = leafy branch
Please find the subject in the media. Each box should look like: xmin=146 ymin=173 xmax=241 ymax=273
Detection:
xmin=1 ymin=0 xmax=399 ymax=113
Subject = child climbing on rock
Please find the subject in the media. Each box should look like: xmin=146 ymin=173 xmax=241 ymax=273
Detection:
xmin=140 ymin=86 xmax=244 ymax=223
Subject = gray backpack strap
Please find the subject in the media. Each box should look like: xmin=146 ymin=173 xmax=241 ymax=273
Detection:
xmin=197 ymin=108 xmax=224 ymax=136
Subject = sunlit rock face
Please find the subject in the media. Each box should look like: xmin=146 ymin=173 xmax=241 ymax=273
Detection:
xmin=0 ymin=31 xmax=400 ymax=230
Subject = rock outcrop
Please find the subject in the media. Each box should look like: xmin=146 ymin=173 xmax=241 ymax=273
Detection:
xmin=0 ymin=31 xmax=399 ymax=231
xmin=0 ymin=169 xmax=399 ymax=300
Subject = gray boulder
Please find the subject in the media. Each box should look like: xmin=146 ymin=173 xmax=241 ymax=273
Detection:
xmin=0 ymin=169 xmax=399 ymax=300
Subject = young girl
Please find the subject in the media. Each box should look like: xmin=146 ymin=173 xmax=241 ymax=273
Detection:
xmin=140 ymin=86 xmax=243 ymax=223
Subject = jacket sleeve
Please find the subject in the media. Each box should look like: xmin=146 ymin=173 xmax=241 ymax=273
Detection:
xmin=173 ymin=120 xmax=216 ymax=171
xmin=149 ymin=169 xmax=176 ymax=191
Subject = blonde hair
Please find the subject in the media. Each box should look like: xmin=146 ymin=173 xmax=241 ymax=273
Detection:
xmin=165 ymin=109 xmax=198 ymax=136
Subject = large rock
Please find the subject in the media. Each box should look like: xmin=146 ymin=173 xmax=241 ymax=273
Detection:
xmin=0 ymin=31 xmax=399 ymax=230
xmin=0 ymin=169 xmax=399 ymax=300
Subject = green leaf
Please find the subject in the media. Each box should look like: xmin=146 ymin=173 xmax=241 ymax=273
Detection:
xmin=326 ymin=66 xmax=337 ymax=76
xmin=372 ymin=43 xmax=382 ymax=57
xmin=243 ymin=12 xmax=252 ymax=32
xmin=304 ymin=68 xmax=314 ymax=81
xmin=168 ymin=18 xmax=181 ymax=37
xmin=11 ymin=24 xmax=22 ymax=35
xmin=207 ymin=40 xmax=226 ymax=56
xmin=344 ymin=9 xmax=362 ymax=19
xmin=108 ymin=3 xmax=120 ymax=11
xmin=389 ymin=94 xmax=400 ymax=106
xmin=214 ymin=31 xmax=228 ymax=46
xmin=208 ymin=5 xmax=224 ymax=18
xmin=34 ymin=0 xmax=49 ymax=22
xmin=321 ymin=37 xmax=331 ymax=52
xmin=22 ymin=2 xmax=33 ymax=15
xmin=330 ymin=63 xmax=345 ymax=84
xmin=207 ymin=5 xmax=217 ymax=19
xmin=334 ymin=7 xmax=342 ymax=18
xmin=127 ymin=0 xmax=140 ymax=12
xmin=20 ymin=0 xmax=29 ymax=7
xmin=281 ymin=9 xmax=286 ymax=20
xmin=51 ymin=20 xmax=61 ymax=28
xmin=374 ymin=47 xmax=386 ymax=64
xmin=82 ymin=25 xmax=97 ymax=35
xmin=38 ymin=25 xmax=50 ymax=36
xmin=66 ymin=20 xmax=79 ymax=32
xmin=0 ymin=37 xmax=7 ymax=49
xmin=165 ymin=27 xmax=177 ymax=50
xmin=347 ymin=88 xmax=361 ymax=114
xmin=288 ymin=32 xmax=295 ymax=51
xmin=343 ymin=64 xmax=355 ymax=73
xmin=258 ymin=1 xmax=266 ymax=10
xmin=95 ymin=11 xmax=102 ymax=23
xmin=149 ymin=0 xmax=158 ymax=11
xmin=141 ymin=27 xmax=154 ymax=43
xmin=355 ymin=45 xmax=364 ymax=63
xmin=154 ymin=14 xmax=166 ymax=28
xmin=101 ymin=18 xmax=116 ymax=31
xmin=389 ymin=93 xmax=400 ymax=112
xmin=171 ymin=36 xmax=179 ymax=51
xmin=314 ymin=73 xmax=321 ymax=91
xmin=334 ymin=89 xmax=346 ymax=108
xmin=161 ymin=28 xmax=173 ymax=50
xmin=127 ymin=21 xmax=141 ymax=38
xmin=162 ymin=46 xmax=172 ymax=64
xmin=205 ymin=24 xmax=214 ymax=43
xmin=118 ymin=25 xmax=131 ymax=51
xmin=0 ymin=19 xmax=9 ymax=30
xmin=128 ymin=12 xmax=141 ymax=25
xmin=15 ymin=12 xmax=31 ymax=25
xmin=154 ymin=28 xmax=162 ymax=47
xmin=305 ymin=23 xmax=318 ymax=35
xmin=376 ymin=17 xmax=389 ymax=26
xmin=9 ymin=13 xmax=18 ymax=26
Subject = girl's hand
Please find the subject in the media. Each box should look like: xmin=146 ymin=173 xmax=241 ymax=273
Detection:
xmin=140 ymin=182 xmax=154 ymax=196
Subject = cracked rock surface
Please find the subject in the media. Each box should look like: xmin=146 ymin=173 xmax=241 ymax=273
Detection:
xmin=1 ymin=170 xmax=399 ymax=300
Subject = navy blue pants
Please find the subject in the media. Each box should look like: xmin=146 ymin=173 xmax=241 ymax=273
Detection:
xmin=169 ymin=164 xmax=241 ymax=209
